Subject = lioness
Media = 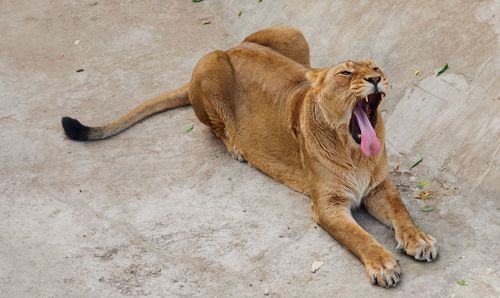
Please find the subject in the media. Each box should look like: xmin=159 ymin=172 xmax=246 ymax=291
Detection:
xmin=62 ymin=26 xmax=438 ymax=287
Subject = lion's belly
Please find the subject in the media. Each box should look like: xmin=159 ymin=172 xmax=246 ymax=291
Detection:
xmin=240 ymin=140 xmax=307 ymax=194
xmin=233 ymin=106 xmax=307 ymax=194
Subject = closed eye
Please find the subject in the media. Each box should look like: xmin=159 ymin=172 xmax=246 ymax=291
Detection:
xmin=339 ymin=70 xmax=352 ymax=76
xmin=372 ymin=67 xmax=380 ymax=71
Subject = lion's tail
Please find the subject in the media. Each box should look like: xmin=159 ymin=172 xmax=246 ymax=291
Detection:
xmin=61 ymin=83 xmax=190 ymax=141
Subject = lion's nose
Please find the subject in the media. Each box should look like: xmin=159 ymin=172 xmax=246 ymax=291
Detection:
xmin=364 ymin=76 xmax=381 ymax=85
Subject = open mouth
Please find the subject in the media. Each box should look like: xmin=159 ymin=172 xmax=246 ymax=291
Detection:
xmin=349 ymin=92 xmax=384 ymax=156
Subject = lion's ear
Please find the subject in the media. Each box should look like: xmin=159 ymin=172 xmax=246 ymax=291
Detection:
xmin=306 ymin=68 xmax=327 ymax=86
xmin=360 ymin=59 xmax=377 ymax=68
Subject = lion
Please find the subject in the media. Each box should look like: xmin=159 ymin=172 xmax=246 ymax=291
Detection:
xmin=61 ymin=26 xmax=438 ymax=287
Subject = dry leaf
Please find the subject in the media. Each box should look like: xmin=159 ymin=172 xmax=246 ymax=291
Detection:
xmin=417 ymin=191 xmax=434 ymax=200
xmin=311 ymin=260 xmax=323 ymax=273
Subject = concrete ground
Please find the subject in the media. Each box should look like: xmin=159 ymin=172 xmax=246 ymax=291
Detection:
xmin=1 ymin=1 xmax=499 ymax=297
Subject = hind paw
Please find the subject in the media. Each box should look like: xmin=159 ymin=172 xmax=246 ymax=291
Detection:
xmin=230 ymin=145 xmax=246 ymax=162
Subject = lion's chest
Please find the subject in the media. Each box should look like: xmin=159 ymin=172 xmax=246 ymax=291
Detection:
xmin=345 ymin=169 xmax=372 ymax=208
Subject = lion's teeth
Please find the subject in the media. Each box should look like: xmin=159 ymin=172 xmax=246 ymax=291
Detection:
xmin=365 ymin=97 xmax=368 ymax=102
xmin=358 ymin=134 xmax=362 ymax=138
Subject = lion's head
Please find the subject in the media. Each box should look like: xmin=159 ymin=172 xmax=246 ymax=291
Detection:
xmin=308 ymin=60 xmax=389 ymax=157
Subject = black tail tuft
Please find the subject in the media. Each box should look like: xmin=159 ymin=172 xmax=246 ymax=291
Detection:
xmin=61 ymin=117 xmax=90 ymax=141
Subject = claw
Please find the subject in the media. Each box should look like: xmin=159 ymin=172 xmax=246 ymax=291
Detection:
xmin=416 ymin=250 xmax=425 ymax=260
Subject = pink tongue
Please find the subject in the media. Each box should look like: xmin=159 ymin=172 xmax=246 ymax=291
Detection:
xmin=353 ymin=104 xmax=381 ymax=157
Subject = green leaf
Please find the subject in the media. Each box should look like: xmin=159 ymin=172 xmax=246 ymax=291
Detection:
xmin=409 ymin=157 xmax=423 ymax=170
xmin=437 ymin=63 xmax=448 ymax=76
xmin=192 ymin=0 xmax=204 ymax=2
xmin=456 ymin=279 xmax=468 ymax=287
xmin=421 ymin=205 xmax=434 ymax=212
xmin=417 ymin=181 xmax=430 ymax=189
xmin=185 ymin=123 xmax=195 ymax=133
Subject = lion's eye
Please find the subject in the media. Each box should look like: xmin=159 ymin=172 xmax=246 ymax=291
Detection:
xmin=339 ymin=71 xmax=352 ymax=76
xmin=372 ymin=67 xmax=380 ymax=71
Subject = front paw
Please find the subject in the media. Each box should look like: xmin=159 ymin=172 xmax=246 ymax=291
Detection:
xmin=395 ymin=227 xmax=438 ymax=262
xmin=364 ymin=249 xmax=401 ymax=288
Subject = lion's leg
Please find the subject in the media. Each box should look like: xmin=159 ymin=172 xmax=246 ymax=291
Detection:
xmin=189 ymin=50 xmax=243 ymax=161
xmin=311 ymin=194 xmax=400 ymax=288
xmin=363 ymin=179 xmax=439 ymax=262
xmin=244 ymin=26 xmax=310 ymax=67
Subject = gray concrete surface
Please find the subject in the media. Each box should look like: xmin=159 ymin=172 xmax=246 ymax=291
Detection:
xmin=1 ymin=0 xmax=499 ymax=297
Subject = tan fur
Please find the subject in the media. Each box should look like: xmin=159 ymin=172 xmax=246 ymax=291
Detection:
xmin=62 ymin=26 xmax=438 ymax=287
xmin=82 ymin=84 xmax=190 ymax=140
